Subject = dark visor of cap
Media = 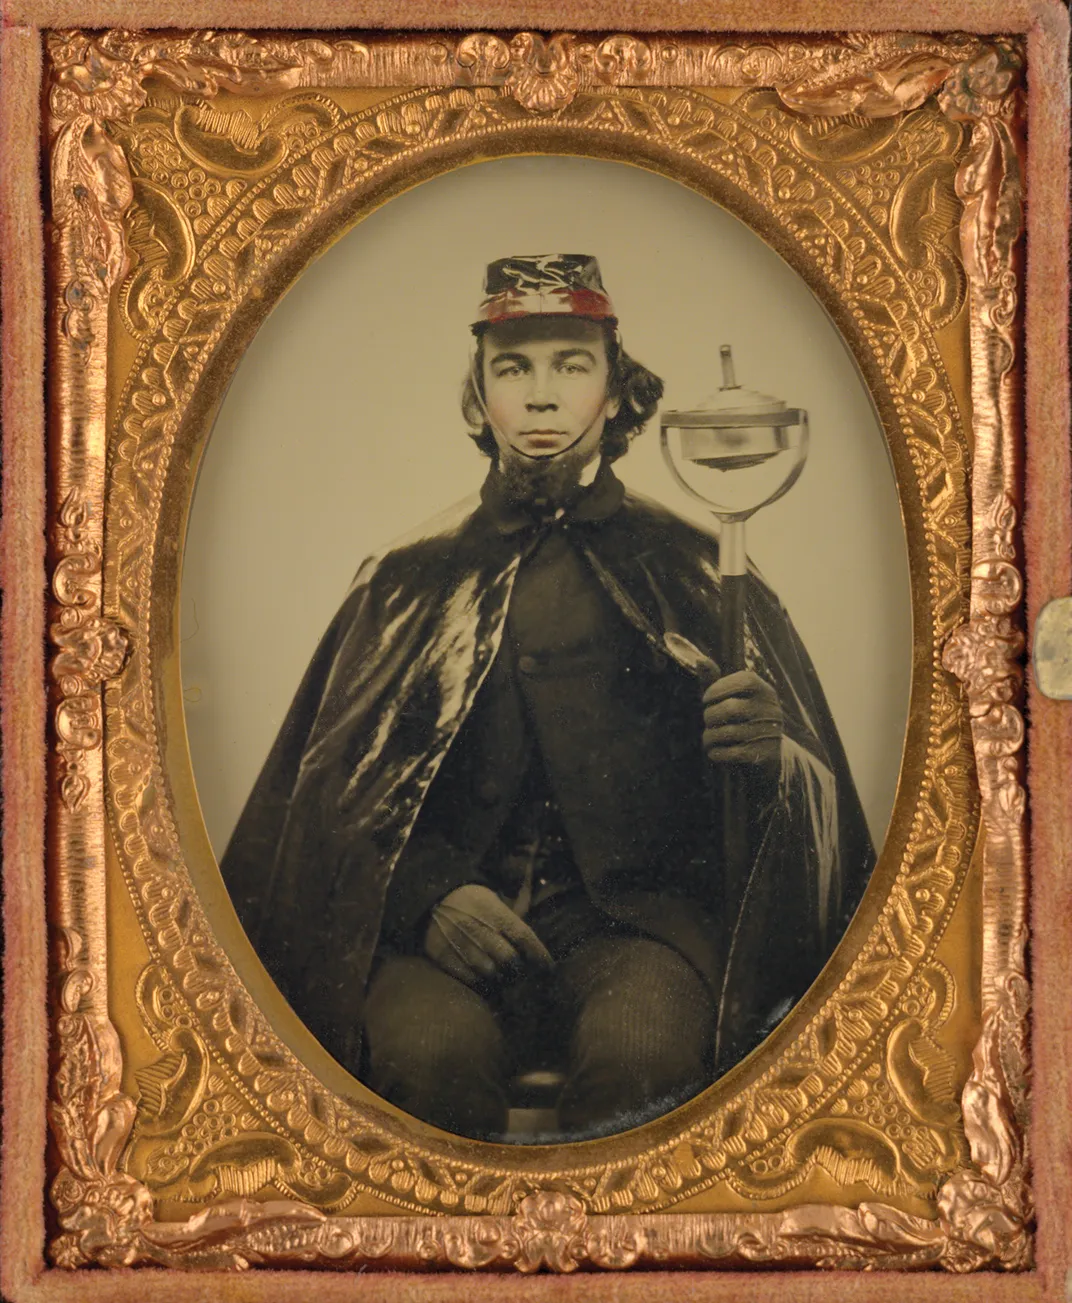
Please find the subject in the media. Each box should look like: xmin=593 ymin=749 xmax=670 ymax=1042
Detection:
xmin=474 ymin=254 xmax=616 ymax=326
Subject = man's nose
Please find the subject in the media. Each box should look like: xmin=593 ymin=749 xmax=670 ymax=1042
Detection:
xmin=525 ymin=366 xmax=558 ymax=410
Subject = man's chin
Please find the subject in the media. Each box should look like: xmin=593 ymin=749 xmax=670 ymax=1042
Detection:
xmin=498 ymin=442 xmax=597 ymax=509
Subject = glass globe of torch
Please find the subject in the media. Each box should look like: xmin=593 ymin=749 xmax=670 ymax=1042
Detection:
xmin=660 ymin=345 xmax=809 ymax=675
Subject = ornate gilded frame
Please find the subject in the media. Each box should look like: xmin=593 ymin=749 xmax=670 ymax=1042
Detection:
xmin=1 ymin=6 xmax=1069 ymax=1297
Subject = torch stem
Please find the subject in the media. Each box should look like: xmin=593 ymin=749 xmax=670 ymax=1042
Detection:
xmin=718 ymin=521 xmax=750 ymax=978
xmin=719 ymin=517 xmax=747 ymax=579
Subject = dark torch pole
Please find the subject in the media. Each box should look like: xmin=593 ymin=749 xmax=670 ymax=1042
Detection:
xmin=714 ymin=344 xmax=751 ymax=916
xmin=718 ymin=514 xmax=750 ymax=922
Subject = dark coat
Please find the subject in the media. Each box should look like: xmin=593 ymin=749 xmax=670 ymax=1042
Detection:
xmin=221 ymin=465 xmax=875 ymax=1077
xmin=379 ymin=467 xmax=750 ymax=997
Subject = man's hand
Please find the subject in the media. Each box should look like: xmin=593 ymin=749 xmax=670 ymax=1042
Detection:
xmin=425 ymin=883 xmax=554 ymax=989
xmin=702 ymin=670 xmax=784 ymax=773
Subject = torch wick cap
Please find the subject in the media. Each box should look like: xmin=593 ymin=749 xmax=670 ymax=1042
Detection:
xmin=719 ymin=344 xmax=739 ymax=391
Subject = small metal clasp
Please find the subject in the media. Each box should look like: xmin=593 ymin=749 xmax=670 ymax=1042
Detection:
xmin=1033 ymin=597 xmax=1072 ymax=699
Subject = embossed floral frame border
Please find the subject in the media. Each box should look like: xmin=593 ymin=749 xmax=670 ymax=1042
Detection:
xmin=81 ymin=19 xmax=993 ymax=1245
xmin=1 ymin=3 xmax=1070 ymax=1301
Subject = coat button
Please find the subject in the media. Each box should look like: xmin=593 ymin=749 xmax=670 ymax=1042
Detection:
xmin=517 ymin=654 xmax=541 ymax=675
xmin=477 ymin=779 xmax=501 ymax=806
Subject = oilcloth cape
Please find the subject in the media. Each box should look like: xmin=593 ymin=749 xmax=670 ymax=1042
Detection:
xmin=221 ymin=474 xmax=875 ymax=1078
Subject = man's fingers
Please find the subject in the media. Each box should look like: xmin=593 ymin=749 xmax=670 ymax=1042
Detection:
xmin=704 ymin=722 xmax=783 ymax=747
xmin=499 ymin=920 xmax=555 ymax=972
xmin=436 ymin=898 xmax=553 ymax=972
xmin=449 ymin=909 xmax=524 ymax=971
xmin=701 ymin=671 xmax=782 ymax=755
xmin=429 ymin=918 xmax=497 ymax=982
xmin=705 ymin=748 xmax=780 ymax=767
xmin=704 ymin=739 xmax=782 ymax=766
xmin=702 ymin=722 xmax=783 ymax=748
xmin=436 ymin=906 xmax=512 ymax=965
xmin=491 ymin=909 xmax=555 ymax=970
xmin=437 ymin=917 xmax=498 ymax=975
xmin=480 ymin=934 xmax=522 ymax=972
xmin=703 ymin=698 xmax=782 ymax=728
xmin=702 ymin=670 xmax=776 ymax=705
xmin=434 ymin=947 xmax=484 ymax=987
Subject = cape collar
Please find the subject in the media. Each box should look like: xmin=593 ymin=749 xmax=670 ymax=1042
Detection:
xmin=478 ymin=459 xmax=626 ymax=536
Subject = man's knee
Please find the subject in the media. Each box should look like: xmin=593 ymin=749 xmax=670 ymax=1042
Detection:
xmin=572 ymin=1003 xmax=707 ymax=1096
xmin=362 ymin=956 xmax=509 ymax=1133
xmin=559 ymin=937 xmax=714 ymax=1130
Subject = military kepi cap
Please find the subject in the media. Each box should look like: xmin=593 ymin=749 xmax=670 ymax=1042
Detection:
xmin=474 ymin=254 xmax=616 ymax=329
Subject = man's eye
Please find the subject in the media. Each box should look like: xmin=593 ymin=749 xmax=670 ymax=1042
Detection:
xmin=494 ymin=364 xmax=523 ymax=378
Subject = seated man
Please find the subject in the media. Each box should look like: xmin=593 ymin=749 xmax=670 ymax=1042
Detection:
xmin=221 ymin=254 xmax=875 ymax=1142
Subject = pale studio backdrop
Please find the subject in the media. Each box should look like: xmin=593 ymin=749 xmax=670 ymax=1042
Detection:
xmin=181 ymin=155 xmax=913 ymax=857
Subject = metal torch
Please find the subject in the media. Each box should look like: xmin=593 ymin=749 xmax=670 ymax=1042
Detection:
xmin=660 ymin=345 xmax=810 ymax=915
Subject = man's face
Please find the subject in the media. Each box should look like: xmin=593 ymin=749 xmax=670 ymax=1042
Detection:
xmin=480 ymin=318 xmax=620 ymax=466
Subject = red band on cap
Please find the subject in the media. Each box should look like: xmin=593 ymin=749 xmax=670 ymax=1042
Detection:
xmin=478 ymin=287 xmax=615 ymax=324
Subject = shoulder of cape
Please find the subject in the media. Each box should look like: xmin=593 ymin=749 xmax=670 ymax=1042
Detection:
xmin=341 ymin=491 xmax=483 ymax=599
xmin=617 ymin=486 xmax=722 ymax=555
xmin=615 ymin=487 xmax=782 ymax=604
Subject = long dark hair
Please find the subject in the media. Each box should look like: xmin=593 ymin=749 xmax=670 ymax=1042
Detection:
xmin=461 ymin=317 xmax=664 ymax=463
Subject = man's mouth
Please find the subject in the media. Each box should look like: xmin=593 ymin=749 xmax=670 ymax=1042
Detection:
xmin=517 ymin=429 xmax=572 ymax=456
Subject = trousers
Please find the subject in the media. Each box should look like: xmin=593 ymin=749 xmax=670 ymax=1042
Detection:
xmin=362 ymin=896 xmax=716 ymax=1141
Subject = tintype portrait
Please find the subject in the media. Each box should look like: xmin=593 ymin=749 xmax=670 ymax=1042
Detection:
xmin=184 ymin=158 xmax=909 ymax=1145
xmin=11 ymin=14 xmax=1054 ymax=1284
